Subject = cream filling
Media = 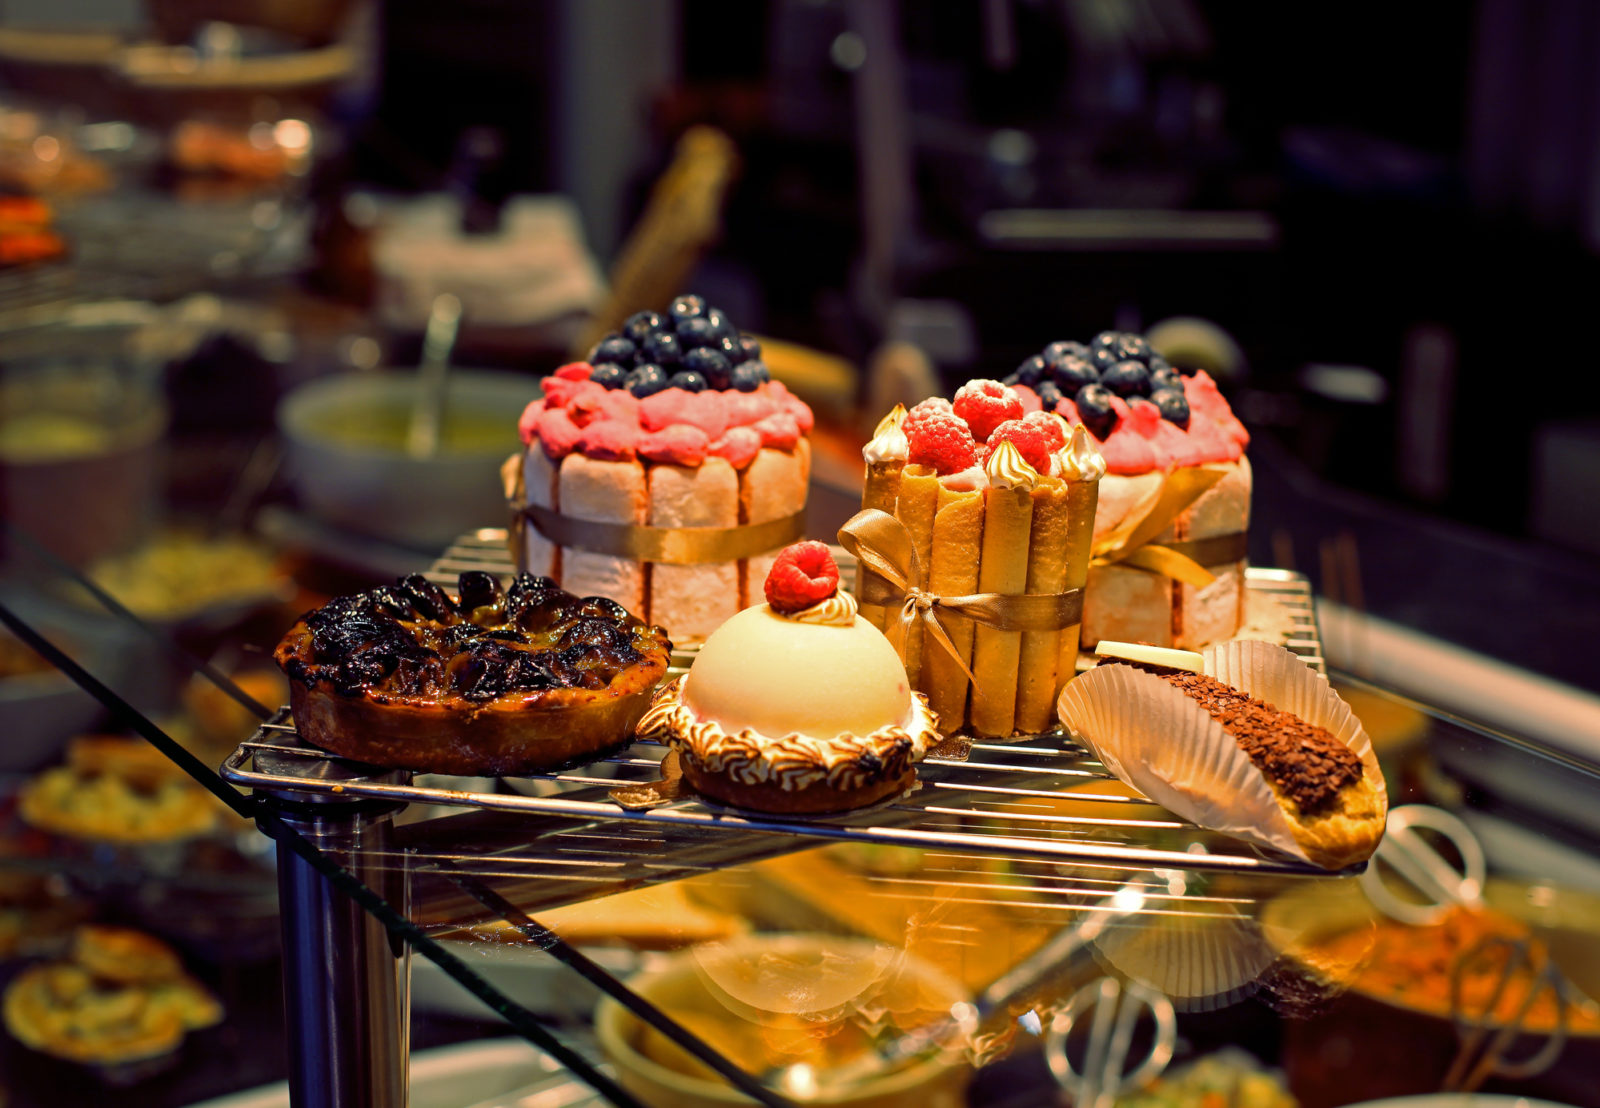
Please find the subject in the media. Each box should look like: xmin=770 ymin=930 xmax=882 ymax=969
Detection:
xmin=1056 ymin=422 xmax=1107 ymax=482
xmin=985 ymin=438 xmax=1039 ymax=491
xmin=862 ymin=404 xmax=909 ymax=465
xmin=638 ymin=677 xmax=939 ymax=793
xmin=783 ymin=591 xmax=857 ymax=627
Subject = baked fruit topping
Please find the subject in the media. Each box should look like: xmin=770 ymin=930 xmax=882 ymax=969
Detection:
xmin=275 ymin=572 xmax=671 ymax=775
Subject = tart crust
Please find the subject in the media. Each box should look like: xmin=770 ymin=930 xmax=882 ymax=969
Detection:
xmin=274 ymin=595 xmax=670 ymax=778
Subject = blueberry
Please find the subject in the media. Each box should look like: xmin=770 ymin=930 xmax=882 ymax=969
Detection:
xmin=622 ymin=311 xmax=664 ymax=346
xmin=641 ymin=330 xmax=682 ymax=367
xmin=625 ymin=363 xmax=669 ymax=397
xmin=1050 ymin=355 xmax=1099 ymax=393
xmin=1043 ymin=340 xmax=1091 ymax=364
xmin=1148 ymin=353 xmax=1172 ymax=375
xmin=1015 ymin=355 xmax=1048 ymax=387
xmin=737 ymin=334 xmax=762 ymax=363
xmin=682 ymin=346 xmax=732 ymax=389
xmin=590 ymin=334 xmax=635 ymax=366
xmin=704 ymin=307 xmax=735 ymax=343
xmin=746 ymin=359 xmax=771 ymax=384
xmin=1150 ymin=387 xmax=1190 ymax=428
xmin=589 ymin=362 xmax=628 ymax=389
xmin=668 ymin=294 xmax=708 ymax=324
xmin=1090 ymin=344 xmax=1124 ymax=373
xmin=713 ymin=334 xmax=745 ymax=364
xmin=730 ymin=362 xmax=763 ymax=391
xmin=669 ymin=370 xmax=707 ymax=392
xmin=1101 ymin=359 xmax=1152 ymax=398
xmin=1149 ymin=366 xmax=1183 ymax=392
xmin=1035 ymin=380 xmax=1064 ymax=409
xmin=676 ymin=316 xmax=718 ymax=350
xmin=1073 ymin=383 xmax=1118 ymax=438
xmin=1101 ymin=332 xmax=1152 ymax=364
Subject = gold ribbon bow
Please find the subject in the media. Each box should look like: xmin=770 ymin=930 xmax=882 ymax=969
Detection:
xmin=838 ymin=509 xmax=1083 ymax=684
xmin=1090 ymin=465 xmax=1246 ymax=587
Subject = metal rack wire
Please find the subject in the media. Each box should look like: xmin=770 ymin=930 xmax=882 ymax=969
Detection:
xmin=222 ymin=534 xmax=1334 ymax=879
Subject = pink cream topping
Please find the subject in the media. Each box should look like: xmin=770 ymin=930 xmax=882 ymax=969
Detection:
xmin=1061 ymin=370 xmax=1247 ymax=476
xmin=522 ymin=361 xmax=815 ymax=467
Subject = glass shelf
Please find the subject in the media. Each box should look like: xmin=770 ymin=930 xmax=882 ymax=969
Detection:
xmin=4 ymin=521 xmax=1599 ymax=1108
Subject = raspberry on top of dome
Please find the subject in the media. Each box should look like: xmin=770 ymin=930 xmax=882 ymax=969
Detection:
xmin=764 ymin=540 xmax=841 ymax=613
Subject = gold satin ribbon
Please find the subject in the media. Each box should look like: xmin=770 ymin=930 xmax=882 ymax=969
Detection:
xmin=1090 ymin=465 xmax=1244 ymax=587
xmin=518 ymin=502 xmax=806 ymax=565
xmin=838 ymin=509 xmax=1083 ymax=684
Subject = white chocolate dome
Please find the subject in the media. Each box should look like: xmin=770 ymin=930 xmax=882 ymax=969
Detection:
xmin=682 ymin=604 xmax=912 ymax=741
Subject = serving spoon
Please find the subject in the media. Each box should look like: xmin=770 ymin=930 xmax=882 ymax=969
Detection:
xmin=406 ymin=293 xmax=463 ymax=459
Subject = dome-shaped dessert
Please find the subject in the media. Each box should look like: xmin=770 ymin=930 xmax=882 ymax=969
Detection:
xmin=639 ymin=542 xmax=938 ymax=813
xmin=683 ymin=603 xmax=912 ymax=743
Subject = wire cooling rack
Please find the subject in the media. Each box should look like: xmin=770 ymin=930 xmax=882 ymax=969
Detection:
xmin=222 ymin=531 xmax=1334 ymax=877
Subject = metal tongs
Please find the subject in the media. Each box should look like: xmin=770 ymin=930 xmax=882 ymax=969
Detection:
xmin=1361 ymin=805 xmax=1571 ymax=1094
xmin=1044 ymin=977 xmax=1176 ymax=1108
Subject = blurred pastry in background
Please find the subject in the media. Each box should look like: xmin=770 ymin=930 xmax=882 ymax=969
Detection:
xmin=0 ymin=108 xmax=112 ymax=196
xmin=19 ymin=735 xmax=223 ymax=843
xmin=2 ymin=924 xmax=221 ymax=1075
xmin=168 ymin=118 xmax=310 ymax=182
xmin=445 ymin=881 xmax=746 ymax=952
xmin=0 ymin=840 xmax=91 ymax=959
xmin=182 ymin=666 xmax=286 ymax=749
xmin=80 ymin=530 xmax=287 ymax=625
xmin=0 ymin=193 xmax=65 ymax=266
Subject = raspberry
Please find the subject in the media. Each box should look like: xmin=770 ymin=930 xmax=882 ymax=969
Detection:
xmin=764 ymin=541 xmax=840 ymax=613
xmin=902 ymin=397 xmax=955 ymax=441
xmin=905 ymin=409 xmax=978 ymax=474
xmin=1013 ymin=384 xmax=1043 ymax=415
xmin=553 ymin=362 xmax=593 ymax=381
xmin=952 ymin=379 xmax=1024 ymax=443
xmin=986 ymin=418 xmax=1054 ymax=474
xmin=1023 ymin=408 xmax=1067 ymax=450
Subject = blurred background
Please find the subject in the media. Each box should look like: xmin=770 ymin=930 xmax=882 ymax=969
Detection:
xmin=2 ymin=1 xmax=1600 ymax=1104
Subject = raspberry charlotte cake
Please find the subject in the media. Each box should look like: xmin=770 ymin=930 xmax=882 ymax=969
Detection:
xmin=1004 ymin=331 xmax=1251 ymax=649
xmin=275 ymin=571 xmax=670 ymax=775
xmin=639 ymin=542 xmax=938 ymax=813
xmin=511 ymin=295 xmax=814 ymax=643
xmin=854 ymin=390 xmax=1104 ymax=737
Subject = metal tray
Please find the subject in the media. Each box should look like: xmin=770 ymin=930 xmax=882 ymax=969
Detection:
xmin=222 ymin=533 xmax=1333 ymax=877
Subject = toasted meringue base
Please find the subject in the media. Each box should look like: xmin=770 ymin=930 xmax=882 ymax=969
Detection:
xmin=639 ymin=677 xmax=939 ymax=815
xmin=680 ymin=758 xmax=917 ymax=814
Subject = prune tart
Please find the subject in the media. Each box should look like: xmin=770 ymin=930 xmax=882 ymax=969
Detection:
xmin=274 ymin=572 xmax=671 ymax=776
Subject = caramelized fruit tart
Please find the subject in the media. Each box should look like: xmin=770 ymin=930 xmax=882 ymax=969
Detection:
xmin=275 ymin=571 xmax=671 ymax=775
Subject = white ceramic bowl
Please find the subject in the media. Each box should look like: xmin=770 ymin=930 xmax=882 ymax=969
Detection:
xmin=277 ymin=369 xmax=539 ymax=553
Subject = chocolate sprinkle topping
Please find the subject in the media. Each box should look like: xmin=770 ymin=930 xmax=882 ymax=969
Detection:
xmin=1154 ymin=670 xmax=1363 ymax=817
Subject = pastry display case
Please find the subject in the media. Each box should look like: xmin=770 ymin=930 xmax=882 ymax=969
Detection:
xmin=3 ymin=522 xmax=1597 ymax=1108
